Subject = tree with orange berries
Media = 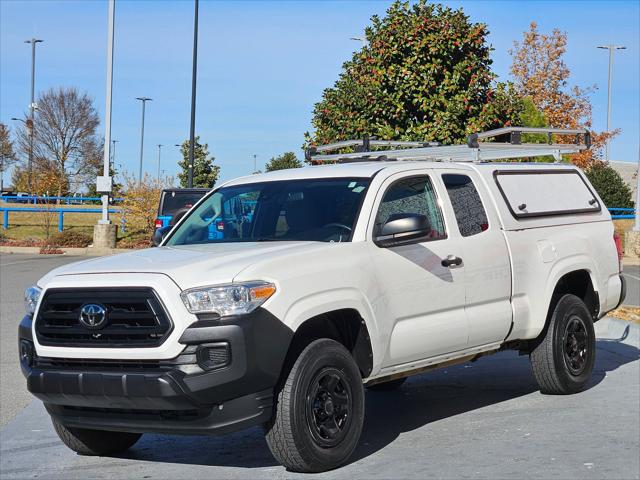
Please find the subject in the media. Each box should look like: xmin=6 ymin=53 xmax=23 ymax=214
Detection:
xmin=510 ymin=22 xmax=616 ymax=168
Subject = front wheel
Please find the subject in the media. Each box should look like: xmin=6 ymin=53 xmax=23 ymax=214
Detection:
xmin=265 ymin=338 xmax=364 ymax=473
xmin=52 ymin=418 xmax=141 ymax=456
xmin=530 ymin=294 xmax=596 ymax=395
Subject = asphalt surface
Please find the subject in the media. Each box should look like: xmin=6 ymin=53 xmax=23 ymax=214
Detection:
xmin=0 ymin=254 xmax=90 ymax=428
xmin=0 ymin=253 xmax=638 ymax=479
xmin=622 ymin=263 xmax=640 ymax=308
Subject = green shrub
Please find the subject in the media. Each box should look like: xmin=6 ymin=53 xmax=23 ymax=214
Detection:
xmin=45 ymin=230 xmax=93 ymax=248
xmin=584 ymin=163 xmax=634 ymax=209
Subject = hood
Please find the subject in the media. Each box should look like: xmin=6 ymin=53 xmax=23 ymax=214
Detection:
xmin=39 ymin=242 xmax=327 ymax=290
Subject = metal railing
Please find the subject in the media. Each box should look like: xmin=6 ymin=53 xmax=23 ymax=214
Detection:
xmin=609 ymin=208 xmax=636 ymax=220
xmin=0 ymin=207 xmax=121 ymax=232
xmin=0 ymin=195 xmax=124 ymax=204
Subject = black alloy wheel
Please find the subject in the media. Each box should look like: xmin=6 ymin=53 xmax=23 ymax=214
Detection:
xmin=306 ymin=367 xmax=353 ymax=448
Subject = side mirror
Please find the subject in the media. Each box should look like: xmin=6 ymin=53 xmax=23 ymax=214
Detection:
xmin=374 ymin=213 xmax=431 ymax=248
xmin=152 ymin=226 xmax=172 ymax=247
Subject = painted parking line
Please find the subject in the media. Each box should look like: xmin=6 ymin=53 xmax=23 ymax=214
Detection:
xmin=622 ymin=272 xmax=640 ymax=281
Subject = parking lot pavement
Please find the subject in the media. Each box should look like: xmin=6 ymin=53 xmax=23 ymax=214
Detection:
xmin=0 ymin=253 xmax=92 ymax=427
xmin=622 ymin=263 xmax=640 ymax=307
xmin=0 ymin=254 xmax=638 ymax=479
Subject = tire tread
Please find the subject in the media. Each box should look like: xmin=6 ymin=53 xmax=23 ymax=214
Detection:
xmin=530 ymin=294 xmax=594 ymax=395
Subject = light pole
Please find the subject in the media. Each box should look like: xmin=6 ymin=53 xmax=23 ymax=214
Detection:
xmin=157 ymin=144 xmax=163 ymax=184
xmin=25 ymin=38 xmax=43 ymax=196
xmin=0 ymin=153 xmax=5 ymax=193
xmin=136 ymin=97 xmax=152 ymax=186
xmin=597 ymin=45 xmax=626 ymax=161
xmin=110 ymin=139 xmax=118 ymax=170
xmin=187 ymin=0 xmax=200 ymax=188
xmin=10 ymin=117 xmax=29 ymax=191
xmin=252 ymin=154 xmax=257 ymax=173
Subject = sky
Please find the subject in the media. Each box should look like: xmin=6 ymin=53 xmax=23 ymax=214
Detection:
xmin=1 ymin=0 xmax=638 ymax=188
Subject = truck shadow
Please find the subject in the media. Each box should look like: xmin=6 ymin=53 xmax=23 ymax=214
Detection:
xmin=119 ymin=339 xmax=638 ymax=470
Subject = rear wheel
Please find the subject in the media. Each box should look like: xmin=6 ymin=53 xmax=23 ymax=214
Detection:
xmin=530 ymin=294 xmax=596 ymax=395
xmin=52 ymin=418 xmax=141 ymax=456
xmin=265 ymin=338 xmax=364 ymax=473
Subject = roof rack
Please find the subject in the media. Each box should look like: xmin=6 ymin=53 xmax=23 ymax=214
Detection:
xmin=305 ymin=127 xmax=590 ymax=164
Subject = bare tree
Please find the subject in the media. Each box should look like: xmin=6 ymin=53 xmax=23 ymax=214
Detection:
xmin=15 ymin=87 xmax=102 ymax=198
xmin=0 ymin=123 xmax=17 ymax=192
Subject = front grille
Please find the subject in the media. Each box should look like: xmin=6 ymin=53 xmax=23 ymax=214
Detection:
xmin=35 ymin=288 xmax=173 ymax=348
xmin=33 ymin=357 xmax=170 ymax=371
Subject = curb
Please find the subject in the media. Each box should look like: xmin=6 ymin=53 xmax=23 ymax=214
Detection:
xmin=0 ymin=245 xmax=133 ymax=255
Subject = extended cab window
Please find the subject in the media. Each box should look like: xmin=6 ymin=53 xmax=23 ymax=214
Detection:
xmin=166 ymin=178 xmax=370 ymax=245
xmin=375 ymin=176 xmax=446 ymax=240
xmin=442 ymin=174 xmax=489 ymax=237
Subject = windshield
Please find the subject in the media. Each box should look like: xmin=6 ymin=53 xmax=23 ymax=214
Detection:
xmin=165 ymin=177 xmax=371 ymax=245
xmin=160 ymin=191 xmax=208 ymax=216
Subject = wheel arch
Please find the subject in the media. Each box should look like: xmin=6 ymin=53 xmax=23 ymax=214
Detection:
xmin=281 ymin=308 xmax=375 ymax=380
xmin=530 ymin=267 xmax=599 ymax=347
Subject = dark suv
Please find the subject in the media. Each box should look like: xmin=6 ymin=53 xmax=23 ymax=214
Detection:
xmin=155 ymin=188 xmax=209 ymax=229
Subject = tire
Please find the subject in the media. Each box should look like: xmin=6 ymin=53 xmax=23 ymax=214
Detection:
xmin=52 ymin=418 xmax=141 ymax=456
xmin=366 ymin=377 xmax=407 ymax=391
xmin=265 ymin=338 xmax=364 ymax=473
xmin=170 ymin=208 xmax=190 ymax=226
xmin=530 ymin=294 xmax=596 ymax=395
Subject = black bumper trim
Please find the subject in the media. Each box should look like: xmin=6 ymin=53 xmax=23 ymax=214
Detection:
xmin=45 ymin=389 xmax=273 ymax=436
xmin=20 ymin=308 xmax=293 ymax=436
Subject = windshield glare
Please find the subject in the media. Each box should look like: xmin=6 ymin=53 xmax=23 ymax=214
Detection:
xmin=166 ymin=178 xmax=371 ymax=245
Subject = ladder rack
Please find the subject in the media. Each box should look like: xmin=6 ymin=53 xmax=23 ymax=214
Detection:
xmin=305 ymin=127 xmax=590 ymax=164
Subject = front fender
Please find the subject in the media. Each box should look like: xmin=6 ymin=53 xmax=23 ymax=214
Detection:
xmin=264 ymin=287 xmax=383 ymax=376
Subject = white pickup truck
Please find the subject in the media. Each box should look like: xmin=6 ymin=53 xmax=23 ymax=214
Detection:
xmin=19 ymin=128 xmax=625 ymax=473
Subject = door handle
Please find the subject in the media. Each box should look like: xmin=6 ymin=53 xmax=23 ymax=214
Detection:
xmin=441 ymin=255 xmax=463 ymax=268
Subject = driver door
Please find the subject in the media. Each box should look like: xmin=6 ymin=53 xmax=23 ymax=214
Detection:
xmin=367 ymin=172 xmax=468 ymax=368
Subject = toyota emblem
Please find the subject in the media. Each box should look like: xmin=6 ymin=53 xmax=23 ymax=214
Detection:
xmin=79 ymin=303 xmax=107 ymax=329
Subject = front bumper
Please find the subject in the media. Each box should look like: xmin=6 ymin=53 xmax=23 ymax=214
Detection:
xmin=19 ymin=308 xmax=293 ymax=435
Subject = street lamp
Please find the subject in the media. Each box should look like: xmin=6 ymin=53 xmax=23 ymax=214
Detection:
xmin=187 ymin=0 xmax=200 ymax=188
xmin=10 ymin=117 xmax=31 ymax=192
xmin=157 ymin=144 xmax=163 ymax=184
xmin=350 ymin=36 xmax=367 ymax=47
xmin=175 ymin=143 xmax=185 ymax=184
xmin=597 ymin=45 xmax=626 ymax=161
xmin=135 ymin=97 xmax=152 ymax=186
xmin=24 ymin=38 xmax=43 ymax=195
xmin=110 ymin=139 xmax=118 ymax=170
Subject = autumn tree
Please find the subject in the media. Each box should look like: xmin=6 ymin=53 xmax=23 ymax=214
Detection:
xmin=14 ymin=87 xmax=102 ymax=197
xmin=307 ymin=1 xmax=523 ymax=148
xmin=265 ymin=152 xmax=303 ymax=172
xmin=510 ymin=22 xmax=615 ymax=167
xmin=0 ymin=123 xmax=17 ymax=192
xmin=11 ymin=160 xmax=69 ymax=195
xmin=119 ymin=173 xmax=162 ymax=239
xmin=177 ymin=137 xmax=220 ymax=188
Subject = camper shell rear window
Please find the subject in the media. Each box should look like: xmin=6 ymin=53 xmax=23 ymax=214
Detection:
xmin=494 ymin=169 xmax=601 ymax=219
